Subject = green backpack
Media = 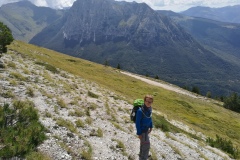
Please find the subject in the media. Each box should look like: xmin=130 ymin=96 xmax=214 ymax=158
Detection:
xmin=130 ymin=99 xmax=144 ymax=123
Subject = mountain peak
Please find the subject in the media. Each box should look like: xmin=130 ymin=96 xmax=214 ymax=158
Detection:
xmin=61 ymin=0 xmax=190 ymax=49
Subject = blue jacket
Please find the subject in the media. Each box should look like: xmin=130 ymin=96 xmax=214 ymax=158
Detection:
xmin=136 ymin=105 xmax=153 ymax=135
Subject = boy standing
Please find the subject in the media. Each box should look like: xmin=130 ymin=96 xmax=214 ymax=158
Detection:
xmin=136 ymin=95 xmax=153 ymax=160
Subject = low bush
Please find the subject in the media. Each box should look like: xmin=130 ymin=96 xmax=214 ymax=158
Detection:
xmin=10 ymin=72 xmax=27 ymax=81
xmin=56 ymin=118 xmax=76 ymax=133
xmin=0 ymin=101 xmax=46 ymax=158
xmin=152 ymin=114 xmax=170 ymax=132
xmin=35 ymin=61 xmax=59 ymax=74
xmin=206 ymin=135 xmax=239 ymax=158
xmin=223 ymin=92 xmax=240 ymax=113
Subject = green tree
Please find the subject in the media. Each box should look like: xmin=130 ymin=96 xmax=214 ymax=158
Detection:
xmin=117 ymin=63 xmax=121 ymax=69
xmin=192 ymin=86 xmax=200 ymax=95
xmin=104 ymin=60 xmax=109 ymax=67
xmin=0 ymin=101 xmax=46 ymax=158
xmin=206 ymin=91 xmax=212 ymax=98
xmin=0 ymin=22 xmax=14 ymax=54
xmin=223 ymin=92 xmax=240 ymax=113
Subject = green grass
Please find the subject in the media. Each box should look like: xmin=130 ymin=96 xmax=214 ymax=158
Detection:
xmin=56 ymin=118 xmax=77 ymax=133
xmin=8 ymin=41 xmax=240 ymax=153
xmin=35 ymin=61 xmax=59 ymax=74
xmin=10 ymin=71 xmax=27 ymax=81
xmin=80 ymin=141 xmax=93 ymax=160
xmin=75 ymin=119 xmax=84 ymax=128
xmin=88 ymin=91 xmax=99 ymax=98
xmin=26 ymin=151 xmax=51 ymax=160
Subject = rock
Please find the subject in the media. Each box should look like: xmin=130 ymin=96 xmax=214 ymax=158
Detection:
xmin=0 ymin=60 xmax=5 ymax=69
xmin=67 ymin=132 xmax=74 ymax=138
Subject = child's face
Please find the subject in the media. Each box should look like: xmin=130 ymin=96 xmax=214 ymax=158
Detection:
xmin=144 ymin=98 xmax=153 ymax=107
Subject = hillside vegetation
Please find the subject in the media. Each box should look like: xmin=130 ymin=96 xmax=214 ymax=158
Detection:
xmin=1 ymin=41 xmax=240 ymax=159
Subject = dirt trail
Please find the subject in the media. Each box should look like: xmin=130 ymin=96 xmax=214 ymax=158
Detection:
xmin=121 ymin=71 xmax=200 ymax=98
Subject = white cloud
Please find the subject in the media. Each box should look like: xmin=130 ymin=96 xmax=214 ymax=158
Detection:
xmin=0 ymin=0 xmax=76 ymax=9
xmin=116 ymin=0 xmax=240 ymax=11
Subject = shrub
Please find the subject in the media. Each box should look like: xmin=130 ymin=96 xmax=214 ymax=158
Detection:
xmin=97 ymin=128 xmax=103 ymax=137
xmin=80 ymin=141 xmax=92 ymax=160
xmin=1 ymin=90 xmax=15 ymax=98
xmin=0 ymin=101 xmax=46 ymax=158
xmin=26 ymin=151 xmax=51 ymax=160
xmin=0 ymin=22 xmax=14 ymax=54
xmin=57 ymin=98 xmax=67 ymax=108
xmin=89 ymin=103 xmax=97 ymax=110
xmin=152 ymin=114 xmax=183 ymax=133
xmin=56 ymin=118 xmax=76 ymax=133
xmin=112 ymin=139 xmax=127 ymax=156
xmin=26 ymin=87 xmax=34 ymax=97
xmin=7 ymin=61 xmax=16 ymax=68
xmin=9 ymin=79 xmax=17 ymax=86
xmin=90 ymin=128 xmax=103 ymax=137
xmin=35 ymin=62 xmax=59 ymax=74
xmin=75 ymin=119 xmax=84 ymax=128
xmin=152 ymin=114 xmax=170 ymax=132
xmin=223 ymin=92 xmax=240 ymax=113
xmin=206 ymin=135 xmax=239 ymax=158
xmin=69 ymin=109 xmax=85 ymax=117
xmin=85 ymin=117 xmax=92 ymax=125
xmin=191 ymin=86 xmax=200 ymax=95
xmin=10 ymin=72 xmax=27 ymax=81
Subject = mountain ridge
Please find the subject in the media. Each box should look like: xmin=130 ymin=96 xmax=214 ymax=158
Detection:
xmin=181 ymin=5 xmax=240 ymax=24
xmin=29 ymin=0 xmax=240 ymax=96
xmin=0 ymin=1 xmax=64 ymax=42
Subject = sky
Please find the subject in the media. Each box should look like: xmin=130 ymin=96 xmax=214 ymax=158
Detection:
xmin=0 ymin=0 xmax=240 ymax=12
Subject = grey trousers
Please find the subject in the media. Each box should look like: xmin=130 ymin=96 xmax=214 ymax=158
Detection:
xmin=139 ymin=132 xmax=150 ymax=160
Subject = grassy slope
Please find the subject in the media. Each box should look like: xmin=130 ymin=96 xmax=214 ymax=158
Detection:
xmin=8 ymin=41 xmax=240 ymax=148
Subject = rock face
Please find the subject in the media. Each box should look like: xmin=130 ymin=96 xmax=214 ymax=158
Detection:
xmin=30 ymin=0 xmax=199 ymax=50
xmin=62 ymin=0 xmax=192 ymax=49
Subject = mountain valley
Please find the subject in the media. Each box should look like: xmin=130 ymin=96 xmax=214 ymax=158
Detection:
xmin=1 ymin=0 xmax=240 ymax=96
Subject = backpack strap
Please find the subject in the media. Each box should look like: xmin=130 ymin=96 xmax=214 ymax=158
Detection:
xmin=140 ymin=106 xmax=152 ymax=118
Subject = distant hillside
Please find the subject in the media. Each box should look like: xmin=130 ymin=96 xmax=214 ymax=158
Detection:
xmin=0 ymin=1 xmax=64 ymax=42
xmin=30 ymin=0 xmax=240 ymax=96
xmin=181 ymin=5 xmax=240 ymax=24
xmin=158 ymin=10 xmax=240 ymax=68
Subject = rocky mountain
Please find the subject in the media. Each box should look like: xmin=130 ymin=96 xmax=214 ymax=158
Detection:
xmin=32 ymin=0 xmax=194 ymax=49
xmin=181 ymin=5 xmax=240 ymax=24
xmin=158 ymin=10 xmax=240 ymax=68
xmin=1 ymin=41 xmax=238 ymax=159
xmin=0 ymin=1 xmax=64 ymax=42
xmin=29 ymin=0 xmax=240 ymax=96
